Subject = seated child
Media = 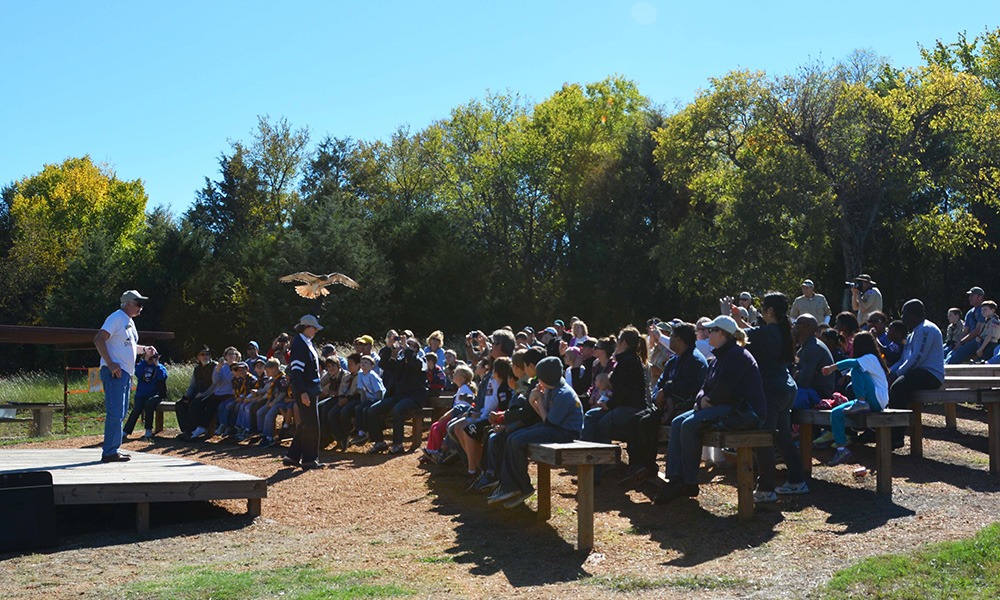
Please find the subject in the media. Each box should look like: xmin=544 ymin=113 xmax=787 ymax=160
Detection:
xmin=331 ymin=353 xmax=365 ymax=450
xmin=593 ymin=372 xmax=613 ymax=407
xmin=256 ymin=358 xmax=290 ymax=447
xmin=819 ymin=331 xmax=889 ymax=466
xmin=455 ymin=357 xmax=513 ymax=489
xmin=216 ymin=360 xmax=250 ymax=437
xmin=123 ymin=348 xmax=168 ymax=440
xmin=976 ymin=301 xmax=1000 ymax=361
xmin=421 ymin=364 xmax=476 ymax=464
xmin=944 ymin=307 xmax=963 ymax=350
xmin=236 ymin=361 xmax=270 ymax=440
xmin=426 ymin=353 xmax=447 ymax=395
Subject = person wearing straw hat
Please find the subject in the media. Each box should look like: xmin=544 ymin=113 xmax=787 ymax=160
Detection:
xmin=93 ymin=290 xmax=156 ymax=463
xmin=283 ymin=314 xmax=325 ymax=469
xmin=850 ymin=274 xmax=882 ymax=324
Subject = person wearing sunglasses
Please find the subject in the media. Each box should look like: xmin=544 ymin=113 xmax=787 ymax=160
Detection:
xmin=93 ymin=290 xmax=156 ymax=463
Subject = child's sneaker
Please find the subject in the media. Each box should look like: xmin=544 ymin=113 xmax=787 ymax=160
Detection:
xmin=367 ymin=441 xmax=389 ymax=454
xmin=813 ymin=431 xmax=835 ymax=448
xmin=828 ymin=447 xmax=853 ymax=466
xmin=774 ymin=481 xmax=809 ymax=495
xmin=845 ymin=402 xmax=872 ymax=415
xmin=753 ymin=490 xmax=778 ymax=504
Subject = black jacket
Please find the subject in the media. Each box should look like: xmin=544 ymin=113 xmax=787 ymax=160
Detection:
xmin=289 ymin=333 xmax=321 ymax=395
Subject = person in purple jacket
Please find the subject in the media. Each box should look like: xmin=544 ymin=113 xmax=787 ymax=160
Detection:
xmin=655 ymin=316 xmax=766 ymax=505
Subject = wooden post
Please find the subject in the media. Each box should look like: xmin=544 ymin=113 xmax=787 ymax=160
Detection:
xmin=988 ymin=404 xmax=1000 ymax=476
xmin=875 ymin=427 xmax=892 ymax=495
xmin=135 ymin=502 xmax=150 ymax=534
xmin=536 ymin=463 xmax=551 ymax=522
xmin=736 ymin=447 xmax=755 ymax=522
xmin=63 ymin=353 xmax=69 ymax=434
xmin=248 ymin=497 xmax=262 ymax=518
xmin=944 ymin=403 xmax=957 ymax=430
xmin=154 ymin=409 xmax=164 ymax=434
xmin=577 ymin=464 xmax=595 ymax=551
xmin=799 ymin=422 xmax=813 ymax=478
xmin=909 ymin=403 xmax=923 ymax=459
xmin=410 ymin=412 xmax=423 ymax=451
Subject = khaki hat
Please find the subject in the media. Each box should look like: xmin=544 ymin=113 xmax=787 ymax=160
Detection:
xmin=297 ymin=314 xmax=323 ymax=331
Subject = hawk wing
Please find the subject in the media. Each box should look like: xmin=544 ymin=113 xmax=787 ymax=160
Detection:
xmin=324 ymin=273 xmax=360 ymax=289
xmin=278 ymin=272 xmax=322 ymax=284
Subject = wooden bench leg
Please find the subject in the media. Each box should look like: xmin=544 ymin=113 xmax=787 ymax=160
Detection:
xmin=536 ymin=463 xmax=551 ymax=522
xmin=577 ymin=464 xmax=595 ymax=551
xmin=910 ymin=402 xmax=923 ymax=459
xmin=736 ymin=447 xmax=755 ymax=521
xmin=248 ymin=497 xmax=262 ymax=518
xmin=988 ymin=404 xmax=1000 ymax=476
xmin=154 ymin=409 xmax=164 ymax=434
xmin=410 ymin=413 xmax=423 ymax=451
xmin=799 ymin=422 xmax=813 ymax=478
xmin=875 ymin=427 xmax=892 ymax=495
xmin=944 ymin=403 xmax=957 ymax=430
xmin=136 ymin=502 xmax=150 ymax=534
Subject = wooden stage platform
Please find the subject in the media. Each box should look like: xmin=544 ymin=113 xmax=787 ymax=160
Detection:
xmin=0 ymin=449 xmax=266 ymax=533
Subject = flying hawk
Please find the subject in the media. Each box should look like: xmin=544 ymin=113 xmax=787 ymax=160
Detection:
xmin=278 ymin=272 xmax=360 ymax=299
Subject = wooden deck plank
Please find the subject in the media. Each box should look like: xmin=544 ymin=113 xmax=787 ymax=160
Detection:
xmin=0 ymin=450 xmax=266 ymax=506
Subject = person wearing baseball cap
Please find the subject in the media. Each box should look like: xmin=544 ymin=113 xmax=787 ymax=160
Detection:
xmin=93 ymin=290 xmax=155 ymax=462
xmin=790 ymin=279 xmax=832 ymax=324
xmin=946 ymin=286 xmax=988 ymax=364
xmin=655 ymin=314 xmax=765 ymax=505
xmin=488 ymin=356 xmax=584 ymax=509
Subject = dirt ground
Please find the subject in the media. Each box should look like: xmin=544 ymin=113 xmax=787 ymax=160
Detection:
xmin=3 ymin=405 xmax=1000 ymax=599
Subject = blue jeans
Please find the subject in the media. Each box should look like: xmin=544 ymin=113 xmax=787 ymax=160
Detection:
xmin=755 ymin=377 xmax=804 ymax=491
xmin=123 ymin=394 xmax=162 ymax=434
xmin=667 ymin=405 xmax=733 ymax=485
xmin=366 ymin=392 xmax=426 ymax=445
xmin=499 ymin=423 xmax=577 ymax=495
xmin=582 ymin=406 xmax=640 ymax=443
xmin=101 ymin=366 xmax=131 ymax=456
xmin=946 ymin=340 xmax=979 ymax=364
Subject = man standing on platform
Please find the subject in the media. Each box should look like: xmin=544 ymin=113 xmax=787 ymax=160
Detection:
xmin=93 ymin=290 xmax=156 ymax=463
xmin=283 ymin=314 xmax=324 ymax=469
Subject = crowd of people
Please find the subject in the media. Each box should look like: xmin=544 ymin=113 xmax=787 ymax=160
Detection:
xmin=97 ymin=276 xmax=989 ymax=506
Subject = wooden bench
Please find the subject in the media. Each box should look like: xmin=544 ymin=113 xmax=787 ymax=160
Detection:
xmin=909 ymin=388 xmax=1000 ymax=473
xmin=794 ymin=408 xmax=912 ymax=495
xmin=528 ymin=441 xmax=620 ymax=551
xmin=0 ymin=403 xmax=62 ymax=436
xmin=153 ymin=401 xmax=177 ymax=433
xmin=654 ymin=426 xmax=774 ymax=520
xmin=408 ymin=393 xmax=459 ymax=450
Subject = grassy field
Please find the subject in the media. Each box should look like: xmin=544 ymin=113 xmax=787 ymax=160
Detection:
xmin=816 ymin=522 xmax=1000 ymax=599
xmin=0 ymin=363 xmax=193 ymax=441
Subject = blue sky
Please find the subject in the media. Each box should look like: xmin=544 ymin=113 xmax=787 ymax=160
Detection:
xmin=2 ymin=1 xmax=997 ymax=214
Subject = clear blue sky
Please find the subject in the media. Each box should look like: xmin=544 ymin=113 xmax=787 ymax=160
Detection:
xmin=2 ymin=1 xmax=996 ymax=215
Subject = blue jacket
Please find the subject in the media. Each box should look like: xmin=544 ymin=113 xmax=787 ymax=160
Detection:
xmin=653 ymin=347 xmax=709 ymax=403
xmin=289 ymin=333 xmax=321 ymax=394
xmin=891 ymin=320 xmax=945 ymax=382
xmin=134 ymin=359 xmax=167 ymax=399
xmin=545 ymin=381 xmax=584 ymax=434
xmin=699 ymin=340 xmax=767 ymax=421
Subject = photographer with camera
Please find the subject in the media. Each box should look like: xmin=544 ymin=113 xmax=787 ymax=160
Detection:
xmin=849 ymin=274 xmax=882 ymax=324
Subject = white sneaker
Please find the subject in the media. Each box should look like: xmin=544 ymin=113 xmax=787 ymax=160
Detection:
xmin=753 ymin=490 xmax=778 ymax=504
xmin=774 ymin=481 xmax=809 ymax=495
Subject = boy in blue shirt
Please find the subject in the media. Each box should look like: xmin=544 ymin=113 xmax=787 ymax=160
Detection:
xmin=123 ymin=349 xmax=168 ymax=441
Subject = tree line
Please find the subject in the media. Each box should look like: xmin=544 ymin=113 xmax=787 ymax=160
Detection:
xmin=2 ymin=29 xmax=999 ymax=372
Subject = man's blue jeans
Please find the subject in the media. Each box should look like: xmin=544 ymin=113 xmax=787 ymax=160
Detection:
xmin=101 ymin=366 xmax=131 ymax=457
xmin=499 ymin=423 xmax=577 ymax=495
xmin=667 ymin=405 xmax=733 ymax=485
xmin=582 ymin=406 xmax=640 ymax=443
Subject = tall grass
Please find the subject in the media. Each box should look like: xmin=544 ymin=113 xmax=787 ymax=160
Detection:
xmin=0 ymin=363 xmax=195 ymax=440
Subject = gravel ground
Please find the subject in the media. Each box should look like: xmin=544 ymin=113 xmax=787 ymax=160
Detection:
xmin=2 ymin=405 xmax=999 ymax=599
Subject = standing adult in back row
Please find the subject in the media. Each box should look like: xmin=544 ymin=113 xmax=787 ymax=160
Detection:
xmin=93 ymin=290 xmax=157 ymax=463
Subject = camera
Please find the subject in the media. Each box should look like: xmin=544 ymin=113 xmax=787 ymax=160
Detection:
xmin=468 ymin=331 xmax=479 ymax=340
xmin=844 ymin=281 xmax=861 ymax=289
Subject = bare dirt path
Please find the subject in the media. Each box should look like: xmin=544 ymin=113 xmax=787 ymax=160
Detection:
xmin=2 ymin=407 xmax=999 ymax=599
